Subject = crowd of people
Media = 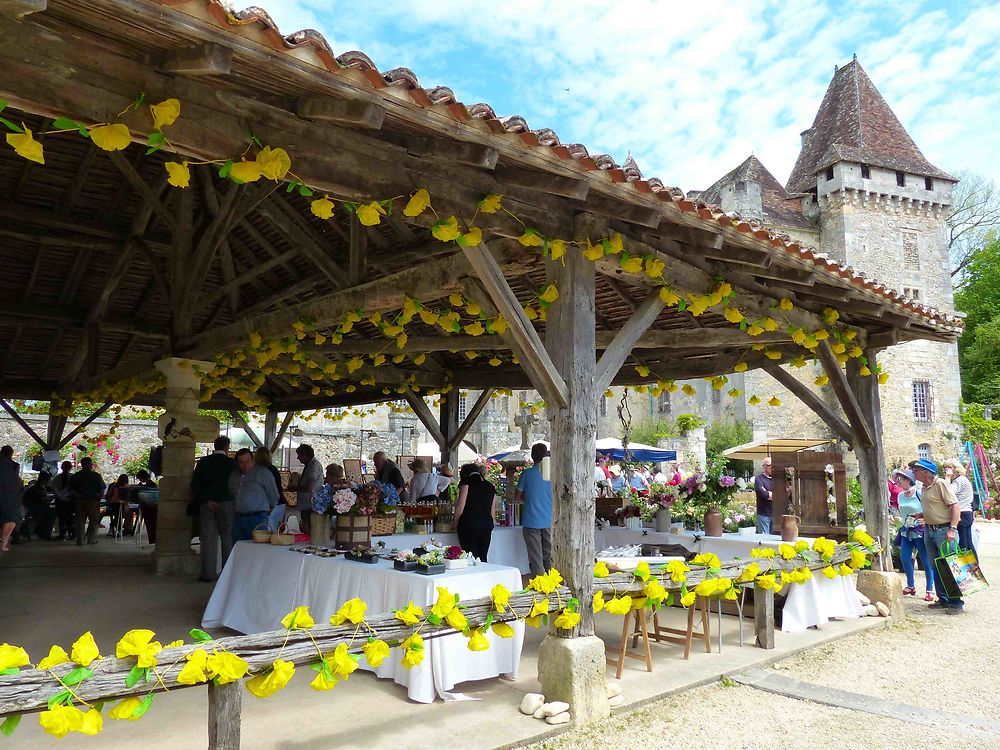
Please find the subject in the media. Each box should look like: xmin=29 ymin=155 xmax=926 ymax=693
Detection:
xmin=593 ymin=456 xmax=683 ymax=497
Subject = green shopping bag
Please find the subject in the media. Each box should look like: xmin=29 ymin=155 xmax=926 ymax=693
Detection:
xmin=934 ymin=541 xmax=989 ymax=599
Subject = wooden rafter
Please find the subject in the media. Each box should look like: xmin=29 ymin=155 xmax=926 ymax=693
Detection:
xmin=764 ymin=365 xmax=853 ymax=446
xmin=0 ymin=398 xmax=46 ymax=448
xmin=403 ymin=390 xmax=446 ymax=451
xmin=57 ymin=401 xmax=113 ymax=449
xmin=448 ymin=388 xmax=494 ymax=452
xmin=815 ymin=340 xmax=875 ymax=448
xmin=595 ymin=292 xmax=665 ymax=393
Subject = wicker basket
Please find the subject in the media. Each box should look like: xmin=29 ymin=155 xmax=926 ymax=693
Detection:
xmin=335 ymin=513 xmax=371 ymax=549
xmin=282 ymin=490 xmax=298 ymax=508
xmin=371 ymin=514 xmax=397 ymax=536
xmin=251 ymin=523 xmax=272 ymax=544
xmin=270 ymin=522 xmax=294 ymax=546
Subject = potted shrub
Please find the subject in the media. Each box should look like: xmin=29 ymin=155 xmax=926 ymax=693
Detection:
xmin=444 ymin=545 xmax=472 ymax=569
xmin=346 ymin=545 xmax=379 ymax=564
xmin=416 ymin=549 xmax=445 ymax=575
xmin=394 ymin=550 xmax=419 ymax=572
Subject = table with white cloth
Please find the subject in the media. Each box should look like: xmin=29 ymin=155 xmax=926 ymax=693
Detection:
xmin=596 ymin=527 xmax=863 ymax=633
xmin=370 ymin=526 xmax=530 ymax=573
xmin=202 ymin=542 xmax=525 ymax=703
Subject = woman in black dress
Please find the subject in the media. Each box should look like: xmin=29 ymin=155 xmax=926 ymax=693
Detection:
xmin=453 ymin=463 xmax=496 ymax=562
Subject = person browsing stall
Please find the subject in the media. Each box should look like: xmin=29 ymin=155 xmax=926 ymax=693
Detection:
xmin=230 ymin=448 xmax=279 ymax=544
xmin=755 ymin=457 xmax=774 ymax=534
xmin=454 ymin=463 xmax=496 ymax=562
xmin=516 ymin=442 xmax=552 ymax=576
xmin=191 ymin=436 xmax=236 ymax=582
xmin=910 ymin=458 xmax=963 ymax=613
xmin=893 ymin=468 xmax=935 ymax=601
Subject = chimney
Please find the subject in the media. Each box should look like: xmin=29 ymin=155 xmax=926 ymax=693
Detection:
xmin=800 ymin=128 xmax=812 ymax=149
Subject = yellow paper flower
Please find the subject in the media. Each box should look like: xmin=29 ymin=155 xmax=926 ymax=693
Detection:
xmin=150 ymin=98 xmax=180 ymax=130
xmin=79 ymin=708 xmax=103 ymax=736
xmin=479 ymin=194 xmax=502 ymax=213
xmin=491 ymin=622 xmax=515 ymax=638
xmin=582 ymin=239 xmax=604 ymax=260
xmin=281 ymin=606 xmax=315 ymax=630
xmin=256 ymin=146 xmax=291 ymax=180
xmin=37 ymin=644 xmax=70 ymax=671
xmin=665 ymin=560 xmax=690 ymax=583
xmin=680 ymin=591 xmax=696 ymax=607
xmin=779 ymin=298 xmax=794 ymax=311
xmin=89 ymin=123 xmax=131 ymax=151
xmin=326 ymin=643 xmax=358 ymax=680
xmin=165 ymin=161 xmax=190 ymax=188
xmin=419 ymin=309 xmax=440 ymax=326
xmin=330 ymin=598 xmax=367 ymax=626
xmin=311 ymin=196 xmax=335 ymax=219
xmin=748 ymin=395 xmax=761 ymax=406
xmin=659 ymin=287 xmax=680 ymax=305
xmin=877 ymin=372 xmax=890 ymax=384
xmin=852 ymin=529 xmax=875 ymax=548
xmin=849 ymin=548 xmax=868 ymax=569
xmin=491 ymin=584 xmax=511 ymax=613
xmin=763 ymin=317 xmax=779 ymax=331
xmin=518 ymin=229 xmax=544 ymax=247
xmin=539 ymin=284 xmax=559 ymax=304
xmin=311 ymin=670 xmax=339 ymax=691
xmin=778 ymin=543 xmax=797 ymax=560
xmin=401 ymin=633 xmax=424 ymax=669
xmin=592 ymin=590 xmax=605 ymax=613
xmin=683 ymin=384 xmax=697 ymax=396
xmin=466 ymin=629 xmax=491 ymax=652
xmin=71 ymin=632 xmax=100 ymax=667
xmin=768 ymin=396 xmax=782 ymax=406
xmin=793 ymin=540 xmax=810 ymax=553
xmin=431 ymin=587 xmax=459 ymax=620
xmin=554 ymin=610 xmax=581 ymax=630
xmin=747 ymin=324 xmax=764 ymax=337
xmin=838 ymin=564 xmax=854 ymax=576
xmin=115 ymin=629 xmax=162 ymax=668
xmin=694 ymin=578 xmax=720 ymax=597
xmin=356 ymin=201 xmax=386 ymax=226
xmin=464 ymin=321 xmax=485 ymax=336
xmin=230 ymin=159 xmax=262 ymax=183
xmin=463 ymin=226 xmax=483 ymax=246
xmin=206 ymin=650 xmax=249 ymax=684
xmin=403 ymin=188 xmax=431 ymax=217
xmin=724 ymin=307 xmax=744 ymax=324
xmin=755 ymin=574 xmax=777 ymax=590
xmin=432 ymin=215 xmax=462 ymax=241
xmin=445 ymin=607 xmax=469 ymax=632
xmin=634 ymin=561 xmax=651 ymax=580
xmin=603 ymin=596 xmax=632 ymax=615
xmin=607 ymin=234 xmax=624 ymax=254
xmin=529 ymin=598 xmax=550 ymax=618
xmin=40 ymin=704 xmax=84 ymax=736
xmin=750 ymin=547 xmax=776 ymax=559
xmin=733 ymin=362 xmax=749 ymax=373
xmin=6 ymin=127 xmax=44 ymax=164
xmin=645 ymin=257 xmax=666 ymax=278
xmin=737 ymin=562 xmax=761 ymax=583
xmin=362 ymin=639 xmax=390 ymax=668
xmin=550 ymin=239 xmax=567 ymax=260
xmin=0 ymin=643 xmax=29 ymax=672
xmin=822 ymin=565 xmax=837 ymax=579
xmin=246 ymin=659 xmax=295 ymax=698
xmin=524 ymin=615 xmax=542 ymax=628
xmin=346 ymin=357 xmax=364 ymax=374
xmin=691 ymin=552 xmax=721 ymax=569
xmin=176 ymin=649 xmax=209 ymax=685
xmin=620 ymin=255 xmax=643 ymax=274
xmin=643 ymin=580 xmax=668 ymax=603
xmin=109 ymin=697 xmax=144 ymax=721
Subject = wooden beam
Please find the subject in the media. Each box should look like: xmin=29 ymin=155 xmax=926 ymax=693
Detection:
xmin=460 ymin=242 xmax=569 ymax=408
xmin=107 ymin=152 xmax=178 ymax=234
xmin=494 ymin=164 xmax=589 ymax=201
xmin=448 ymin=388 xmax=494 ymax=451
xmin=0 ymin=398 xmax=46 ymax=448
xmin=228 ymin=410 xmax=262 ymax=449
xmin=403 ymin=390 xmax=446 ymax=450
xmin=0 ymin=0 xmax=44 ymax=19
xmin=296 ymin=96 xmax=385 ymax=129
xmin=268 ymin=412 xmax=296 ymax=456
xmin=595 ymin=292 xmax=665 ymax=393
xmin=815 ymin=340 xmax=875 ymax=447
xmin=255 ymin=200 xmax=347 ymax=287
xmin=382 ymin=132 xmax=499 ymax=169
xmin=348 ymin=213 xmax=367 ymax=285
xmin=57 ymin=402 xmax=113 ymax=450
xmin=153 ymin=43 xmax=233 ymax=76
xmin=764 ymin=365 xmax=853 ymax=446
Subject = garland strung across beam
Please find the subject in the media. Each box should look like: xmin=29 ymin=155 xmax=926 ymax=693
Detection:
xmin=0 ymin=95 xmax=888 ymax=411
xmin=0 ymin=533 xmax=878 ymax=739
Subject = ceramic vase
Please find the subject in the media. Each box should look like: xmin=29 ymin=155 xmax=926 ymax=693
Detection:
xmin=703 ymin=508 xmax=724 ymax=537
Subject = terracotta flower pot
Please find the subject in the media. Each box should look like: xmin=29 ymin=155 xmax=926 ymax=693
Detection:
xmin=703 ymin=508 xmax=724 ymax=537
xmin=781 ymin=514 xmax=800 ymax=542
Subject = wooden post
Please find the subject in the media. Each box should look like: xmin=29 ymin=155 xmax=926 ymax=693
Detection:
xmin=263 ymin=411 xmax=278 ymax=451
xmin=207 ymin=680 xmax=242 ymax=750
xmin=753 ymin=584 xmax=775 ymax=649
xmin=439 ymin=390 xmax=460 ymax=471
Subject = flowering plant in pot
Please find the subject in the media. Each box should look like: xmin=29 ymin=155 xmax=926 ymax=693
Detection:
xmin=650 ymin=482 xmax=681 ymax=532
xmin=347 ymin=545 xmax=379 ymax=563
xmin=416 ymin=548 xmax=445 ymax=574
xmin=444 ymin=545 xmax=474 ymax=569
xmin=394 ymin=549 xmax=419 ymax=571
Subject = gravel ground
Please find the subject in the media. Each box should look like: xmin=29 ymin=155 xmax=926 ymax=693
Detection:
xmin=520 ymin=526 xmax=1000 ymax=750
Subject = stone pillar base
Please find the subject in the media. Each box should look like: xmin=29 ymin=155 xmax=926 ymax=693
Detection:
xmin=856 ymin=569 xmax=906 ymax=619
xmin=537 ymin=635 xmax=609 ymax=726
xmin=152 ymin=549 xmax=200 ymax=576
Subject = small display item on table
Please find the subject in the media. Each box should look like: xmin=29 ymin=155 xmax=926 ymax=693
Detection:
xmin=416 ymin=547 xmax=445 ymax=575
xmin=346 ymin=545 xmax=379 ymax=564
xmin=444 ymin=545 xmax=475 ymax=569
xmin=393 ymin=550 xmax=419 ymax=571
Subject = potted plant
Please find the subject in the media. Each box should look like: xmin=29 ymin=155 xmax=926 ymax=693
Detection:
xmin=444 ymin=545 xmax=473 ymax=569
xmin=650 ymin=482 xmax=680 ymax=532
xmin=346 ymin=545 xmax=379 ymax=564
xmin=691 ymin=461 xmax=741 ymax=537
xmin=616 ymin=503 xmax=642 ymax=531
xmin=393 ymin=550 xmax=419 ymax=572
xmin=416 ymin=548 xmax=445 ymax=575
xmin=332 ymin=484 xmax=380 ymax=549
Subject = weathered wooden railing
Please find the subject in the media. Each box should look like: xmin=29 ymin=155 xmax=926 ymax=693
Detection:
xmin=0 ymin=543 xmax=870 ymax=748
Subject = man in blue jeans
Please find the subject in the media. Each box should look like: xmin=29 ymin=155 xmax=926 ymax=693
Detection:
xmin=754 ymin=457 xmax=773 ymax=534
xmin=229 ymin=448 xmax=279 ymax=544
xmin=911 ymin=458 xmax=963 ymax=613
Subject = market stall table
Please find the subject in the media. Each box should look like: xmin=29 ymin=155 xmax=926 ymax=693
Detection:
xmin=370 ymin=527 xmax=530 ymax=573
xmin=202 ymin=542 xmax=524 ymax=702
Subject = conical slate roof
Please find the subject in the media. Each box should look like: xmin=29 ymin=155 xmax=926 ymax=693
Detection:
xmin=786 ymin=59 xmax=955 ymax=194
xmin=699 ymin=155 xmax=812 ymax=229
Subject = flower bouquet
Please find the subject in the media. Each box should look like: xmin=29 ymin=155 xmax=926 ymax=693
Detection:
xmin=346 ymin=545 xmax=379 ymax=564
xmin=393 ymin=550 xmax=419 ymax=572
xmin=443 ymin=545 xmax=474 ymax=569
xmin=416 ymin=548 xmax=445 ymax=575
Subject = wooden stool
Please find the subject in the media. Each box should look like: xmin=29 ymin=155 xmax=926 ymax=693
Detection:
xmin=607 ymin=607 xmax=653 ymax=679
xmin=647 ymin=596 xmax=712 ymax=660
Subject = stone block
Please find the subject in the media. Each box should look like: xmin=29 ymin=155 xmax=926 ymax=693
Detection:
xmin=532 ymin=705 xmax=546 ymax=719
xmin=542 ymin=701 xmax=569 ymax=717
xmin=875 ymin=601 xmax=890 ymax=617
xmin=857 ymin=592 xmax=871 ymax=606
xmin=519 ymin=693 xmax=544 ymax=716
xmin=863 ymin=604 xmax=878 ymax=617
xmin=856 ymin=570 xmax=905 ymax=620
xmin=545 ymin=712 xmax=571 ymax=725
xmin=538 ymin=635 xmax=610 ymax=726
xmin=152 ymin=549 xmax=200 ymax=576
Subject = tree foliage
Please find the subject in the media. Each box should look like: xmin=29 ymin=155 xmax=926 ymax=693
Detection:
xmin=706 ymin=417 xmax=753 ymax=476
xmin=948 ymin=171 xmax=1000 ymax=278
xmin=954 ymin=238 xmax=1000 ymax=402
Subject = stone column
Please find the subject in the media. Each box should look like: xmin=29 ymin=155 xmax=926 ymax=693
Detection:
xmin=152 ymin=357 xmax=216 ymax=576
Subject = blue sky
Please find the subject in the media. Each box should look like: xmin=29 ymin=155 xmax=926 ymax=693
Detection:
xmin=265 ymin=0 xmax=999 ymax=190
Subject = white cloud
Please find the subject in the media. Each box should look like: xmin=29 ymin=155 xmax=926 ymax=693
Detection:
xmin=260 ymin=0 xmax=1000 ymax=189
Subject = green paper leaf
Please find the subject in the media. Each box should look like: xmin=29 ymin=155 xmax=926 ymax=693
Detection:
xmin=677 ymin=299 xmax=687 ymax=312
xmin=47 ymin=690 xmax=71 ymax=709
xmin=189 ymin=628 xmax=213 ymax=643
xmin=455 ymin=234 xmax=469 ymax=248
xmin=63 ymin=667 xmax=93 ymax=686
xmin=132 ymin=92 xmax=146 ymax=110
xmin=602 ymin=238 xmax=611 ymax=252
xmin=298 ymin=184 xmax=314 ymax=197
xmin=53 ymin=116 xmax=85 ymax=132
xmin=218 ymin=160 xmax=233 ymax=180
xmin=0 ymin=714 xmax=21 ymax=737
xmin=0 ymin=116 xmax=22 ymax=133
xmin=93 ymin=702 xmax=104 ymax=713
xmin=0 ymin=99 xmax=5 ymax=113
xmin=286 ymin=180 xmax=300 ymax=194
xmin=426 ymin=614 xmax=442 ymax=626
xmin=147 ymin=131 xmax=165 ymax=146
xmin=484 ymin=612 xmax=494 ymax=628
xmin=132 ymin=693 xmax=154 ymax=719
xmin=350 ymin=654 xmax=363 ymax=663
xmin=0 ymin=668 xmax=18 ymax=676
xmin=248 ymin=131 xmax=263 ymax=148
xmin=125 ymin=664 xmax=144 ymax=689
xmin=309 ymin=661 xmax=324 ymax=673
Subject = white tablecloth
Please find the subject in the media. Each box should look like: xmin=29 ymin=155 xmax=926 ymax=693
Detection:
xmin=203 ymin=542 xmax=524 ymax=702
xmin=596 ymin=527 xmax=862 ymax=633
xmin=370 ymin=526 xmax=530 ymax=573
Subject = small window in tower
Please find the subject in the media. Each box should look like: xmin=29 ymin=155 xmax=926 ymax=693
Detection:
xmin=861 ymin=164 xmax=871 ymax=179
xmin=924 ymin=177 xmax=933 ymax=190
xmin=896 ymin=171 xmax=906 ymax=187
xmin=734 ymin=181 xmax=747 ymax=194
xmin=913 ymin=381 xmax=931 ymax=422
xmin=825 ymin=166 xmax=834 ymax=181
xmin=902 ymin=287 xmax=921 ymax=302
xmin=918 ymin=443 xmax=931 ymax=461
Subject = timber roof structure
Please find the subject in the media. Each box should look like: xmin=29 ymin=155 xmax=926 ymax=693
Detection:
xmin=0 ymin=0 xmax=964 ymax=413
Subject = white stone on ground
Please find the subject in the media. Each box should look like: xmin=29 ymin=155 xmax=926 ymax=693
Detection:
xmin=863 ymin=604 xmax=878 ymax=617
xmin=606 ymin=683 xmax=622 ymax=698
xmin=875 ymin=601 xmax=890 ymax=617
xmin=542 ymin=701 xmax=570 ymax=717
xmin=545 ymin=712 xmax=571 ymax=725
xmin=520 ymin=693 xmax=545 ymax=716
xmin=533 ymin=705 xmax=547 ymax=719
xmin=858 ymin=592 xmax=871 ymax=606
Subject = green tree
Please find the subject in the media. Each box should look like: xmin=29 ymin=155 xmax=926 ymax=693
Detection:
xmin=705 ymin=417 xmax=753 ymax=476
xmin=954 ymin=238 xmax=1000 ymax=402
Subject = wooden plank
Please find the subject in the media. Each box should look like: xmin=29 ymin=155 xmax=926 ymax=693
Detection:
xmin=764 ymin=365 xmax=853 ymax=446
xmin=816 ymin=340 xmax=875 ymax=447
xmin=349 ymin=212 xmax=367 ymax=285
xmin=57 ymin=402 xmax=113 ymax=449
xmin=207 ymin=680 xmax=241 ymax=750
xmin=263 ymin=411 xmax=278 ymax=450
xmin=229 ymin=410 xmax=262 ymax=449
xmin=107 ymin=152 xmax=178 ymax=234
xmin=439 ymin=390 xmax=460 ymax=470
xmin=595 ymin=292 xmax=665 ymax=393
xmin=296 ymin=96 xmax=385 ymax=129
xmin=0 ymin=398 xmax=46 ymax=448
xmin=448 ymin=388 xmax=494 ymax=452
xmin=494 ymin=164 xmax=589 ymax=201
xmin=0 ymin=0 xmax=44 ymax=18
xmin=460 ymin=242 xmax=569 ymax=408
xmin=753 ymin=584 xmax=775 ymax=649
xmin=268 ymin=411 xmax=296 ymax=456
xmin=154 ymin=42 xmax=233 ymax=76
xmin=403 ymin=390 xmax=446 ymax=451
xmin=382 ymin=132 xmax=499 ymax=169
xmin=254 ymin=200 xmax=347 ymax=287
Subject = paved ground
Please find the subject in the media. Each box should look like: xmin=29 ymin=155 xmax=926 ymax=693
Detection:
xmin=520 ymin=524 xmax=1000 ymax=750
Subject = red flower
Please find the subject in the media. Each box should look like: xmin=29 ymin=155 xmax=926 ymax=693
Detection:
xmin=445 ymin=545 xmax=464 ymax=560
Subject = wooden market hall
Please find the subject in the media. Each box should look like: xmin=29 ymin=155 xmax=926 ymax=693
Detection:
xmin=0 ymin=0 xmax=964 ymax=744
